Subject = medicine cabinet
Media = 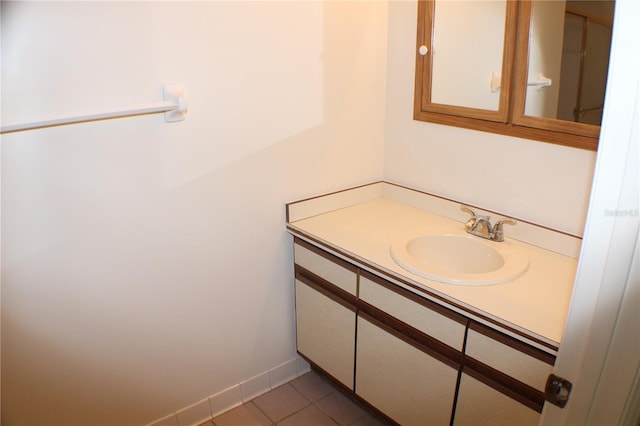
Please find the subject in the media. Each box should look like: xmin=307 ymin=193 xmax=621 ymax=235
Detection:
xmin=414 ymin=0 xmax=614 ymax=151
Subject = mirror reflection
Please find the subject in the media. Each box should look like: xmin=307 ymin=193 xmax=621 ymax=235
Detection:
xmin=524 ymin=0 xmax=614 ymax=126
xmin=431 ymin=0 xmax=507 ymax=111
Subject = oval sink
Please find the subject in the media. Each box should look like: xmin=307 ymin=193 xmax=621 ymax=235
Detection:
xmin=390 ymin=234 xmax=528 ymax=286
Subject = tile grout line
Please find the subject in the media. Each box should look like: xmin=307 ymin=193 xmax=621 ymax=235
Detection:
xmin=263 ymin=383 xmax=313 ymax=425
xmin=208 ymin=371 xmax=378 ymax=426
xmin=248 ymin=400 xmax=277 ymax=426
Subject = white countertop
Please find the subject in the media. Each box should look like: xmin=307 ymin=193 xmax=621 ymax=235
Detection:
xmin=288 ymin=190 xmax=578 ymax=350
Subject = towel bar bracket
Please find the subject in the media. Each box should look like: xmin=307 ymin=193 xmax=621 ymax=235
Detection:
xmin=163 ymin=84 xmax=188 ymax=123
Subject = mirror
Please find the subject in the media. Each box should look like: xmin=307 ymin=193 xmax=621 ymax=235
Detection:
xmin=415 ymin=0 xmax=517 ymax=124
xmin=430 ymin=0 xmax=507 ymax=111
xmin=523 ymin=1 xmax=613 ymax=124
xmin=414 ymin=0 xmax=615 ymax=150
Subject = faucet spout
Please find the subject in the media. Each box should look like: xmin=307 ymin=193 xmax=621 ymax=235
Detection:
xmin=469 ymin=215 xmax=494 ymax=239
xmin=460 ymin=205 xmax=516 ymax=242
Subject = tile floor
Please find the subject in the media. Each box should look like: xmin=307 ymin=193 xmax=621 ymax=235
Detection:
xmin=199 ymin=370 xmax=390 ymax=426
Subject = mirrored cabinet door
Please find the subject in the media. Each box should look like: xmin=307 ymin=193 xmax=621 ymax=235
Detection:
xmin=414 ymin=0 xmax=614 ymax=151
xmin=415 ymin=0 xmax=517 ymax=123
xmin=512 ymin=0 xmax=613 ymax=141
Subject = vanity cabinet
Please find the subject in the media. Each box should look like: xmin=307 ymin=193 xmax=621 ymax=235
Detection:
xmin=291 ymin=237 xmax=556 ymax=425
xmin=293 ymin=240 xmax=357 ymax=389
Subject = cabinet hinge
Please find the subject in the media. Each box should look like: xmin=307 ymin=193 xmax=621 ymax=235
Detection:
xmin=545 ymin=374 xmax=573 ymax=408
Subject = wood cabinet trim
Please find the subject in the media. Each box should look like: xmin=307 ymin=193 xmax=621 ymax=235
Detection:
xmin=297 ymin=353 xmax=352 ymax=395
xmin=361 ymin=270 xmax=468 ymax=326
xmin=413 ymin=110 xmax=598 ymax=150
xmin=461 ymin=364 xmax=544 ymax=413
xmin=362 ymin=257 xmax=556 ymax=351
xmin=295 ymin=267 xmax=358 ymax=312
xmin=358 ymin=310 xmax=462 ymax=370
xmin=469 ymin=321 xmax=556 ymax=365
xmin=295 ymin=238 xmax=359 ymax=274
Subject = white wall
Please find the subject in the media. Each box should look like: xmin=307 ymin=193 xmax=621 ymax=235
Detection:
xmin=0 ymin=2 xmax=387 ymax=425
xmin=384 ymin=1 xmax=597 ymax=236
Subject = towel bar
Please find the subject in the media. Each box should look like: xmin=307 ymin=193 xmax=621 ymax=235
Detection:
xmin=1 ymin=84 xmax=187 ymax=134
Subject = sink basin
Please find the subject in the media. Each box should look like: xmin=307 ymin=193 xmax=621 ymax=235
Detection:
xmin=390 ymin=234 xmax=528 ymax=286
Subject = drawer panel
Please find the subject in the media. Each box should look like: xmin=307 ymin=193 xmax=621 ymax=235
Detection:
xmin=359 ymin=273 xmax=466 ymax=351
xmin=465 ymin=326 xmax=554 ymax=392
xmin=454 ymin=372 xmax=539 ymax=425
xmin=294 ymin=241 xmax=357 ymax=296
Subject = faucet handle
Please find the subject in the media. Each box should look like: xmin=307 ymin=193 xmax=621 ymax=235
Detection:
xmin=495 ymin=218 xmax=517 ymax=227
xmin=461 ymin=205 xmax=478 ymax=231
xmin=460 ymin=205 xmax=476 ymax=217
xmin=493 ymin=218 xmax=517 ymax=241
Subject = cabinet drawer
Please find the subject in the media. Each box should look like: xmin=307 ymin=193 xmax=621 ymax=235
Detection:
xmin=465 ymin=322 xmax=555 ymax=392
xmin=454 ymin=370 xmax=539 ymax=425
xmin=359 ymin=272 xmax=467 ymax=351
xmin=294 ymin=240 xmax=357 ymax=296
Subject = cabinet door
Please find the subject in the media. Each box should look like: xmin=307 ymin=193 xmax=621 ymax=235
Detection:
xmin=295 ymin=279 xmax=356 ymax=389
xmin=454 ymin=371 xmax=539 ymax=426
xmin=356 ymin=315 xmax=459 ymax=425
xmin=465 ymin=323 xmax=554 ymax=393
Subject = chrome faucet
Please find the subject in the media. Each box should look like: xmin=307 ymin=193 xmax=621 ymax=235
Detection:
xmin=461 ymin=205 xmax=516 ymax=242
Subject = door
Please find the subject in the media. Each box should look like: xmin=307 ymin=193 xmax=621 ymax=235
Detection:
xmin=540 ymin=1 xmax=640 ymax=423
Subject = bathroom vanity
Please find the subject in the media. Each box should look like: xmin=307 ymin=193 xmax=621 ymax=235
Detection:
xmin=286 ymin=182 xmax=579 ymax=425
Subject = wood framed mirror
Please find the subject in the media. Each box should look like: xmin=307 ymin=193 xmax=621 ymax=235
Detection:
xmin=414 ymin=0 xmax=615 ymax=151
xmin=414 ymin=0 xmax=518 ymax=123
xmin=512 ymin=0 xmax=613 ymax=148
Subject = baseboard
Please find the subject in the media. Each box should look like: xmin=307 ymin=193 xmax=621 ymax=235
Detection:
xmin=146 ymin=356 xmax=311 ymax=426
